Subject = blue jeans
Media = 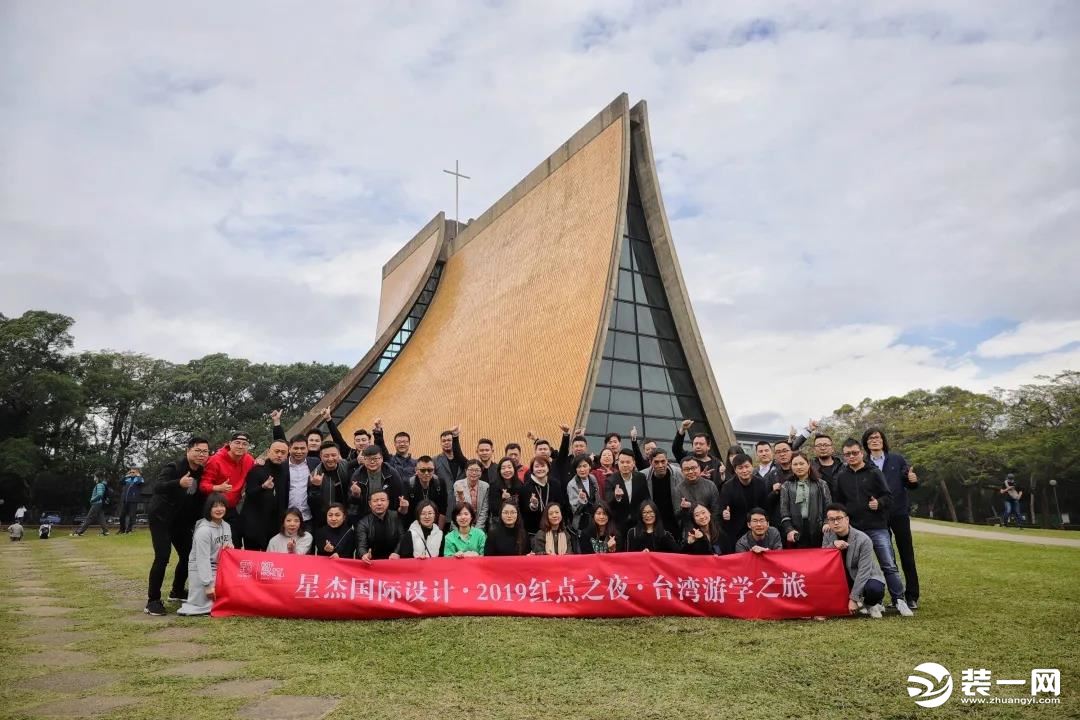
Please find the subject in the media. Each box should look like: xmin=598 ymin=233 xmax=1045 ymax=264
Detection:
xmin=1002 ymin=499 xmax=1023 ymax=526
xmin=865 ymin=527 xmax=905 ymax=604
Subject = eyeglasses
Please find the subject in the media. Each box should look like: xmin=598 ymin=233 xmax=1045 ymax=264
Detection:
xmin=827 ymin=516 xmax=847 ymax=523
xmin=416 ymin=468 xmax=434 ymax=474
xmin=191 ymin=448 xmax=210 ymax=454
xmin=841 ymin=450 xmax=861 ymax=457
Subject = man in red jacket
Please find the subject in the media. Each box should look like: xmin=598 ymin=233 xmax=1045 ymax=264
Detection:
xmin=199 ymin=431 xmax=255 ymax=548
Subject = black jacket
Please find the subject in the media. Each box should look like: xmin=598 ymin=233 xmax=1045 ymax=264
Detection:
xmin=314 ymin=523 xmax=357 ymax=559
xmin=604 ymin=471 xmax=651 ymax=531
xmin=484 ymin=524 xmax=527 ymax=556
xmin=488 ymin=473 xmax=526 ymax=520
xmin=355 ymin=511 xmax=404 ymax=560
xmin=834 ymin=463 xmax=892 ymax=531
xmin=625 ymin=526 xmax=677 ymax=552
xmin=672 ymin=432 xmax=723 ymax=484
xmin=346 ymin=465 xmax=406 ymax=522
xmin=148 ymin=456 xmax=203 ymax=528
xmin=578 ymin=521 xmax=622 ymax=554
xmin=717 ymin=476 xmax=772 ymax=554
xmin=240 ymin=459 xmax=296 ymax=551
xmin=405 ymin=473 xmax=449 ymax=519
xmin=520 ymin=476 xmax=568 ymax=535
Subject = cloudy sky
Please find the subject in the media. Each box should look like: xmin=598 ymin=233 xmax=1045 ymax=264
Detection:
xmin=2 ymin=1 xmax=1078 ymax=434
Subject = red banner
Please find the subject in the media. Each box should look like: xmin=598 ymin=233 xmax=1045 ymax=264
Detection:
xmin=213 ymin=548 xmax=849 ymax=620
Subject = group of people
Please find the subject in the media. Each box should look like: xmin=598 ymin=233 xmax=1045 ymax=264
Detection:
xmin=143 ymin=412 xmax=922 ymax=620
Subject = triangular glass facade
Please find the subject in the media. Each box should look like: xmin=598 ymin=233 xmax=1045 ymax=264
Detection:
xmin=584 ymin=167 xmax=712 ymax=453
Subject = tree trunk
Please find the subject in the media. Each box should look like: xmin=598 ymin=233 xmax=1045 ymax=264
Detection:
xmin=940 ymin=477 xmax=959 ymax=522
xmin=964 ymin=483 xmax=976 ymax=524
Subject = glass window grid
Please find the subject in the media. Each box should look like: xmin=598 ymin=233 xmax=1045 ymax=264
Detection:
xmin=587 ymin=169 xmax=712 ymax=446
xmin=332 ymin=262 xmax=444 ymax=422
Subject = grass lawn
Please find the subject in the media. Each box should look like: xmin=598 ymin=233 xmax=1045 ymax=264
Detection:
xmin=1 ymin=531 xmax=1077 ymax=720
xmin=914 ymin=517 xmax=1079 ymax=540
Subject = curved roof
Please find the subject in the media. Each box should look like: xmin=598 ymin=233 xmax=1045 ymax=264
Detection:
xmin=375 ymin=226 xmax=442 ymax=338
xmin=338 ymin=108 xmax=629 ymax=450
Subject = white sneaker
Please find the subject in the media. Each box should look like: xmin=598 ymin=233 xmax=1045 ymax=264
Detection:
xmin=868 ymin=604 xmax=884 ymax=619
xmin=857 ymin=604 xmax=869 ymax=615
xmin=895 ymin=599 xmax=914 ymax=617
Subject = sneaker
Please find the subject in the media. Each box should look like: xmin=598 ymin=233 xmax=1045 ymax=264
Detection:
xmin=168 ymin=592 xmax=186 ymax=603
xmin=857 ymin=604 xmax=869 ymax=615
xmin=895 ymin=599 xmax=914 ymax=617
xmin=144 ymin=600 xmax=167 ymax=616
xmin=101 ymin=531 xmax=109 ymax=536
xmin=867 ymin=604 xmax=884 ymax=619
xmin=908 ymin=600 xmax=919 ymax=610
xmin=70 ymin=532 xmax=81 ymax=537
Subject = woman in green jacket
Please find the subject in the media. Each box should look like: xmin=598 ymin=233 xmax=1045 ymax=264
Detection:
xmin=444 ymin=502 xmax=486 ymax=557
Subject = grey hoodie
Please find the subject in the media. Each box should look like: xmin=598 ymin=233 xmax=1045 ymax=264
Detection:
xmin=191 ymin=518 xmax=232 ymax=588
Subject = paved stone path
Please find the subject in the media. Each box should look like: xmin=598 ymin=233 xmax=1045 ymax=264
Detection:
xmin=911 ymin=519 xmax=1080 ymax=548
xmin=0 ymin=536 xmax=343 ymax=719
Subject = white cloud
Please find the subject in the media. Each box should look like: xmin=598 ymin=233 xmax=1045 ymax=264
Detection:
xmin=975 ymin=320 xmax=1080 ymax=358
xmin=1 ymin=1 xmax=1078 ymax=433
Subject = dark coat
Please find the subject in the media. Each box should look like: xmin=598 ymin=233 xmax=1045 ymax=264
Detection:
xmin=834 ymin=463 xmax=892 ymax=531
xmin=148 ymin=456 xmax=204 ymax=529
xmin=717 ymin=475 xmax=772 ymax=553
xmin=604 ymin=471 xmax=650 ymax=531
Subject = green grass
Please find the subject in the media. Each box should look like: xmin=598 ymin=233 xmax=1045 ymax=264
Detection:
xmin=2 ymin=532 xmax=1078 ymax=719
xmin=915 ymin=517 xmax=1079 ymax=539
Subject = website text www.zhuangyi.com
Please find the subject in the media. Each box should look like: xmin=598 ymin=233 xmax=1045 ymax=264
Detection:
xmin=959 ymin=697 xmax=1062 ymax=706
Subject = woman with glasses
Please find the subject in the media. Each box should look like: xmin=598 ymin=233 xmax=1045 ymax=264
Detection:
xmin=397 ymin=499 xmax=445 ymax=558
xmin=624 ymin=500 xmax=677 ymax=552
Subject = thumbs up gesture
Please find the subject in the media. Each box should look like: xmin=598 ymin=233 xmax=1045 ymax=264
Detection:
xmin=398 ymin=495 xmax=409 ymax=513
xmin=680 ymin=496 xmax=691 ymax=509
xmin=261 ymin=477 xmax=274 ymax=490
xmin=270 ymin=408 xmax=283 ymax=425
xmin=287 ymin=538 xmax=296 ymax=552
xmin=722 ymin=505 xmax=731 ymax=521
xmin=630 ymin=425 xmax=638 ymax=441
xmin=501 ymin=489 xmax=510 ymax=501
xmin=350 ymin=481 xmax=362 ymax=497
xmin=529 ymin=493 xmax=539 ymax=511
xmin=907 ymin=466 xmax=918 ymax=486
xmin=310 ymin=471 xmax=324 ymax=487
xmin=578 ymin=489 xmax=588 ymax=503
xmin=319 ymin=407 xmax=332 ymax=423
xmin=323 ymin=540 xmax=334 ymax=553
xmin=868 ymin=496 xmax=879 ymax=511
xmin=179 ymin=472 xmax=194 ymax=489
xmin=614 ymin=485 xmax=624 ymax=500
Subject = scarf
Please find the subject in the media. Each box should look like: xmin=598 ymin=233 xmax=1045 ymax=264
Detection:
xmin=544 ymin=529 xmax=569 ymax=555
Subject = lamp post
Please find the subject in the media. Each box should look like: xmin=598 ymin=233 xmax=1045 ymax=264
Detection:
xmin=1049 ymin=479 xmax=1062 ymax=528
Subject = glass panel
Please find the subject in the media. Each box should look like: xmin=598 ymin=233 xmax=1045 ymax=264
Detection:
xmin=612 ymin=331 xmax=637 ymax=361
xmin=632 ymin=273 xmax=647 ymax=304
xmin=619 ymin=235 xmax=632 ymax=270
xmin=614 ymin=301 xmax=635 ymax=332
xmin=651 ymin=308 xmax=677 ymax=339
xmin=640 ymin=273 xmax=666 ymax=307
xmin=608 ymin=388 xmax=642 ymax=415
xmin=587 ymin=412 xmax=607 ymax=434
xmin=675 ymin=395 xmax=704 ymax=420
xmin=660 ymin=339 xmax=687 ymax=368
xmin=590 ymin=386 xmax=610 ymax=411
xmin=633 ymin=239 xmax=660 ymax=276
xmin=643 ymin=391 xmax=676 ymax=418
xmin=418 ymin=290 xmax=433 ymax=304
xmin=376 ymin=357 xmax=392 ymax=372
xmin=597 ymin=359 xmax=612 ymax=385
xmin=603 ymin=332 xmax=614 ymax=357
xmin=361 ymin=372 xmax=379 ymax=386
xmin=585 ymin=435 xmax=606 ymax=452
xmin=636 ymin=305 xmax=657 ymax=336
xmin=639 ymin=336 xmax=662 ymax=365
xmin=640 ymin=365 xmax=671 ymax=392
xmin=627 ymin=204 xmax=648 ymax=239
xmin=669 ymin=368 xmax=695 ymax=396
xmin=611 ymin=361 xmax=639 ymax=388
xmin=607 ymin=414 xmax=643 ymax=435
xmin=644 ymin=416 xmax=675 ymax=439
xmin=617 ymin=270 xmax=634 ymax=301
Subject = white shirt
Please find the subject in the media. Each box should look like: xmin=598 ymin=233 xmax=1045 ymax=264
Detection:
xmin=288 ymin=459 xmax=312 ymax=521
xmin=870 ymin=453 xmax=886 ymax=471
xmin=757 ymin=463 xmax=774 ymax=477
